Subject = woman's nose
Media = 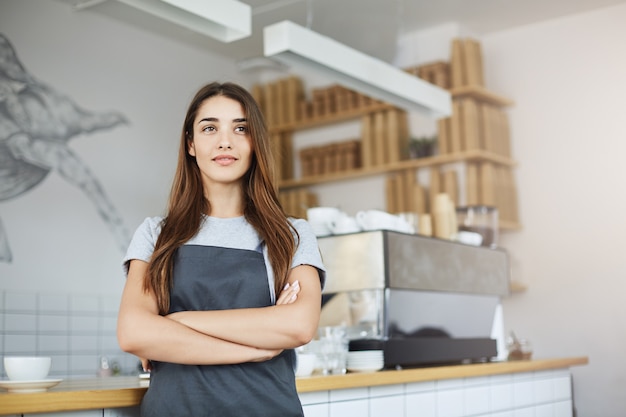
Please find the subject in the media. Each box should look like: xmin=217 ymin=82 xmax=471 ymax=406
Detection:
xmin=217 ymin=132 xmax=232 ymax=150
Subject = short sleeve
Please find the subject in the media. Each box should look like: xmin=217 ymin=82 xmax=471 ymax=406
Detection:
xmin=122 ymin=216 xmax=163 ymax=275
xmin=290 ymin=218 xmax=326 ymax=289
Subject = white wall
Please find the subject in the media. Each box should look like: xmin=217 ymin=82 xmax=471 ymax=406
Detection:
xmin=0 ymin=0 xmax=252 ymax=296
xmin=481 ymin=4 xmax=626 ymax=416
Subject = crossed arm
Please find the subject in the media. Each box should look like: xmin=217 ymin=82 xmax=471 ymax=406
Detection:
xmin=117 ymin=259 xmax=322 ymax=366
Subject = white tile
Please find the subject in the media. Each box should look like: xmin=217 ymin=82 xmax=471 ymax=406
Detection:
xmin=490 ymin=381 xmax=514 ymax=412
xmin=70 ymin=295 xmax=99 ymax=312
xmin=100 ymin=334 xmax=121 ymax=351
xmin=70 ymin=315 xmax=99 ymax=332
xmin=535 ymin=403 xmax=554 ymax=417
xmin=513 ymin=380 xmax=534 ymax=408
xmin=4 ymin=334 xmax=37 ymax=353
xmin=554 ymin=399 xmax=573 ymax=417
xmin=4 ymin=313 xmax=37 ymax=332
xmin=437 ymin=377 xmax=464 ymax=389
xmin=329 ymin=387 xmax=368 ymax=402
xmin=464 ymin=385 xmax=489 ymax=415
xmin=39 ymin=294 xmax=69 ymax=312
xmin=553 ymin=376 xmax=572 ymax=400
xmin=5 ymin=292 xmax=37 ymax=311
xmin=370 ymin=383 xmax=403 ymax=397
xmin=300 ymin=390 xmax=329 ymax=405
xmin=69 ymin=354 xmax=98 ymax=375
xmin=70 ymin=335 xmax=98 ymax=352
xmin=38 ymin=314 xmax=69 ymax=332
xmin=405 ymin=391 xmax=436 ymax=417
xmin=436 ymin=388 xmax=464 ymax=417
xmin=38 ymin=334 xmax=69 ymax=352
xmin=513 ymin=406 xmax=534 ymax=417
xmin=464 ymin=375 xmax=489 ymax=387
xmin=405 ymin=380 xmax=435 ymax=394
xmin=101 ymin=295 xmax=121 ymax=313
xmin=329 ymin=399 xmax=368 ymax=417
xmin=303 ymin=403 xmax=329 ymax=417
xmin=534 ymin=377 xmax=554 ymax=404
xmin=491 ymin=411 xmax=514 ymax=417
xmin=370 ymin=394 xmax=404 ymax=417
xmin=100 ymin=315 xmax=118 ymax=332
xmin=513 ymin=371 xmax=533 ymax=381
xmin=49 ymin=354 xmax=69 ymax=377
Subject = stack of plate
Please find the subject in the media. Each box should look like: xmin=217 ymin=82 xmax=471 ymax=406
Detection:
xmin=346 ymin=350 xmax=384 ymax=372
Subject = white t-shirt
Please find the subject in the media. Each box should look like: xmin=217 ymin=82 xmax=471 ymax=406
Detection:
xmin=123 ymin=215 xmax=326 ymax=303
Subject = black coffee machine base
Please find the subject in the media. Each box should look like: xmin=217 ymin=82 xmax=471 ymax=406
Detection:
xmin=383 ymin=337 xmax=498 ymax=368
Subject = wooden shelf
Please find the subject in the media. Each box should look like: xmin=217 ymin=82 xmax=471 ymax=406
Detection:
xmin=269 ymin=102 xmax=395 ymax=134
xmin=269 ymin=86 xmax=512 ymax=135
xmin=279 ymin=150 xmax=516 ymax=190
xmin=450 ymin=85 xmax=514 ymax=106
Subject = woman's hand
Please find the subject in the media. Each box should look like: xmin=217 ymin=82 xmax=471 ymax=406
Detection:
xmin=140 ymin=357 xmax=152 ymax=372
xmin=276 ymin=280 xmax=300 ymax=305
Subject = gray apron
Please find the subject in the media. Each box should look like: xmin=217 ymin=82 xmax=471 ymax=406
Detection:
xmin=141 ymin=245 xmax=302 ymax=417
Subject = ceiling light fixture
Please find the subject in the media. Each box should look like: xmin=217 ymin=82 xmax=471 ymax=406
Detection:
xmin=263 ymin=20 xmax=451 ymax=117
xmin=116 ymin=0 xmax=251 ymax=42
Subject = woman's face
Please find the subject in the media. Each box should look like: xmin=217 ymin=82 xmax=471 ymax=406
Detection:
xmin=188 ymin=95 xmax=253 ymax=191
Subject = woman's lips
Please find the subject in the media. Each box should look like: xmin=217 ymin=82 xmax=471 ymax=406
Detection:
xmin=213 ymin=155 xmax=237 ymax=166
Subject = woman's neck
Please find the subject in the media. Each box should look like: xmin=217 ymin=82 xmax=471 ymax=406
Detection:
xmin=205 ymin=183 xmax=245 ymax=218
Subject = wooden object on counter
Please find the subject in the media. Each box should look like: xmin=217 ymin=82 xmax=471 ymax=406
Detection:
xmin=428 ymin=167 xmax=442 ymax=216
xmin=385 ymin=175 xmax=397 ymax=214
xmin=412 ymin=181 xmax=428 ymax=214
xmin=360 ymin=115 xmax=374 ymax=168
xmin=479 ymin=162 xmax=496 ymax=206
xmin=418 ymin=213 xmax=432 ymax=236
xmin=463 ymin=38 xmax=485 ymax=87
xmin=442 ymin=170 xmax=459 ymax=207
xmin=462 ymin=98 xmax=481 ymax=151
xmin=450 ymin=38 xmax=465 ymax=88
xmin=386 ymin=109 xmax=401 ymax=164
xmin=466 ymin=162 xmax=480 ymax=206
xmin=449 ymin=99 xmax=464 ymax=153
xmin=279 ymin=188 xmax=317 ymax=218
xmin=437 ymin=118 xmax=451 ymax=155
xmin=373 ymin=111 xmax=387 ymax=166
xmin=450 ymin=37 xmax=485 ymax=89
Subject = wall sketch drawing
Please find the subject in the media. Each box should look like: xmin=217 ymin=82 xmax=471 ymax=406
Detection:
xmin=0 ymin=33 xmax=130 ymax=263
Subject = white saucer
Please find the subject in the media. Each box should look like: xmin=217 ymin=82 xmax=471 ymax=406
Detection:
xmin=0 ymin=378 xmax=63 ymax=393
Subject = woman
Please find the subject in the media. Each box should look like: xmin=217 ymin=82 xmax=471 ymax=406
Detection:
xmin=117 ymin=82 xmax=325 ymax=417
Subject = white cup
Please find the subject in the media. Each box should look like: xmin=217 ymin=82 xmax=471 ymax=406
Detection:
xmin=307 ymin=207 xmax=343 ymax=236
xmin=4 ymin=356 xmax=52 ymax=381
xmin=327 ymin=214 xmax=361 ymax=235
xmin=356 ymin=210 xmax=405 ymax=232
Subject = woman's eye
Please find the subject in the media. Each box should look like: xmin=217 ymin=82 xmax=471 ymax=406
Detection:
xmin=202 ymin=125 xmax=216 ymax=132
xmin=235 ymin=125 xmax=248 ymax=133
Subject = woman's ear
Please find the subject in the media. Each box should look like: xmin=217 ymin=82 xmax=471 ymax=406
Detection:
xmin=187 ymin=137 xmax=196 ymax=156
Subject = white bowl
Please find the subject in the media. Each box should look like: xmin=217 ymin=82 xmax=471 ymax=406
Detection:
xmin=4 ymin=356 xmax=52 ymax=381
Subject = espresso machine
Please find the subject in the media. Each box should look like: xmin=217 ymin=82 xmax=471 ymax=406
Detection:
xmin=317 ymin=230 xmax=510 ymax=368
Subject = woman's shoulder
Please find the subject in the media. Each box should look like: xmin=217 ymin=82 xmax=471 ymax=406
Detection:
xmin=288 ymin=217 xmax=315 ymax=236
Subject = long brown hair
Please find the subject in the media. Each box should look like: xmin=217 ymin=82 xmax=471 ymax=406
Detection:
xmin=145 ymin=82 xmax=298 ymax=315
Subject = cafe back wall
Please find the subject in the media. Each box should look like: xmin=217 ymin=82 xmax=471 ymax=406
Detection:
xmin=0 ymin=0 xmax=253 ymax=377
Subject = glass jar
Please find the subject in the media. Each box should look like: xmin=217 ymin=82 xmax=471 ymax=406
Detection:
xmin=456 ymin=205 xmax=499 ymax=248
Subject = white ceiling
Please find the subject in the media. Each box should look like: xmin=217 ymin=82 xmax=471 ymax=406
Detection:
xmin=62 ymin=0 xmax=626 ymax=64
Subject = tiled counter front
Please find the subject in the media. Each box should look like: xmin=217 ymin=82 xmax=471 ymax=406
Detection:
xmin=299 ymin=368 xmax=574 ymax=417
xmin=0 ymin=357 xmax=587 ymax=417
